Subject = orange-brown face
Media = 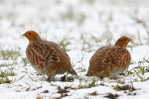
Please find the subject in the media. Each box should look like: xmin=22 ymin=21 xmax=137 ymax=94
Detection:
xmin=115 ymin=36 xmax=133 ymax=47
xmin=23 ymin=30 xmax=40 ymax=41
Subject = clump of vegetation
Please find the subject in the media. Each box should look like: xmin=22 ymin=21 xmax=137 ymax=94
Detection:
xmin=113 ymin=83 xmax=138 ymax=97
xmin=0 ymin=50 xmax=20 ymax=60
xmin=0 ymin=49 xmax=17 ymax=84
xmin=58 ymin=38 xmax=71 ymax=51
xmin=78 ymin=78 xmax=97 ymax=89
xmin=21 ymin=57 xmax=29 ymax=66
xmin=0 ymin=71 xmax=15 ymax=77
xmin=123 ymin=59 xmax=149 ymax=82
xmin=0 ymin=71 xmax=15 ymax=84
xmin=113 ymin=84 xmax=136 ymax=91
xmin=60 ymin=75 xmax=74 ymax=82
xmin=80 ymin=33 xmax=102 ymax=52
xmin=0 ymin=77 xmax=11 ymax=84
xmin=133 ymin=66 xmax=149 ymax=81
xmin=104 ymin=93 xmax=120 ymax=99
xmin=77 ymin=67 xmax=86 ymax=72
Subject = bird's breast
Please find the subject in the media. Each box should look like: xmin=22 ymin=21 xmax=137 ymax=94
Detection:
xmin=26 ymin=44 xmax=46 ymax=67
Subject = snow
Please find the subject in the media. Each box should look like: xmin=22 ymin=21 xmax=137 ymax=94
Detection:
xmin=0 ymin=0 xmax=149 ymax=99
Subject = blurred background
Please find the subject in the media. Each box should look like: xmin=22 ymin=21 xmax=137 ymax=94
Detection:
xmin=0 ymin=0 xmax=149 ymax=47
xmin=0 ymin=1 xmax=149 ymax=98
xmin=0 ymin=0 xmax=149 ymax=66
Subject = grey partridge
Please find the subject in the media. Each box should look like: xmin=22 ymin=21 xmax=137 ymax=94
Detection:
xmin=23 ymin=30 xmax=77 ymax=80
xmin=86 ymin=36 xmax=132 ymax=78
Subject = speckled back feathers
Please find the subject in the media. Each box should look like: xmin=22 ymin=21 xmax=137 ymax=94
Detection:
xmin=87 ymin=36 xmax=132 ymax=77
xmin=24 ymin=30 xmax=77 ymax=79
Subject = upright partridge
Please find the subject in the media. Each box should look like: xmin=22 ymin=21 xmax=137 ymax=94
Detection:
xmin=23 ymin=30 xmax=77 ymax=80
xmin=86 ymin=36 xmax=132 ymax=78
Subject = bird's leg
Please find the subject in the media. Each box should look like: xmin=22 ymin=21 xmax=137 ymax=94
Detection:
xmin=109 ymin=74 xmax=120 ymax=80
xmin=60 ymin=71 xmax=77 ymax=82
xmin=47 ymin=75 xmax=55 ymax=81
xmin=45 ymin=66 xmax=57 ymax=81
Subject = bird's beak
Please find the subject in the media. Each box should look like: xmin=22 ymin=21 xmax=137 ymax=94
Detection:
xmin=22 ymin=33 xmax=26 ymax=37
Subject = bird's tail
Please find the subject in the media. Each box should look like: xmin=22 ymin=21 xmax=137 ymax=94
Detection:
xmin=86 ymin=71 xmax=92 ymax=76
xmin=68 ymin=68 xmax=78 ymax=76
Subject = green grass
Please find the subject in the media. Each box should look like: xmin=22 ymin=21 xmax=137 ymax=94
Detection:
xmin=58 ymin=38 xmax=71 ymax=51
xmin=0 ymin=71 xmax=15 ymax=77
xmin=0 ymin=71 xmax=15 ymax=84
xmin=0 ymin=50 xmax=20 ymax=60
xmin=78 ymin=78 xmax=97 ymax=89
xmin=21 ymin=57 xmax=29 ymax=66
xmin=0 ymin=49 xmax=18 ymax=84
xmin=113 ymin=84 xmax=136 ymax=91
xmin=0 ymin=77 xmax=11 ymax=84
xmin=125 ymin=65 xmax=149 ymax=81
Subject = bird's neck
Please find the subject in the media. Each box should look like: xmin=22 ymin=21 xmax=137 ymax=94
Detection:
xmin=115 ymin=41 xmax=128 ymax=48
xmin=29 ymin=38 xmax=42 ymax=44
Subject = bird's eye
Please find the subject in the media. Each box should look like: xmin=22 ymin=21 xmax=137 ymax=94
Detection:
xmin=28 ymin=33 xmax=32 ymax=35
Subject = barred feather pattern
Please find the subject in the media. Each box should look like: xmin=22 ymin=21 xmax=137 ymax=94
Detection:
xmin=26 ymin=40 xmax=77 ymax=76
xmin=87 ymin=36 xmax=132 ymax=77
xmin=87 ymin=46 xmax=131 ymax=77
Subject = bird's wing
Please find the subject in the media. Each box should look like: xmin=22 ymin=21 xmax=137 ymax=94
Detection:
xmin=46 ymin=47 xmax=60 ymax=63
xmin=29 ymin=42 xmax=61 ymax=64
xmin=117 ymin=49 xmax=131 ymax=68
xmin=43 ymin=41 xmax=61 ymax=63
xmin=90 ymin=47 xmax=130 ymax=71
xmin=102 ymin=48 xmax=130 ymax=71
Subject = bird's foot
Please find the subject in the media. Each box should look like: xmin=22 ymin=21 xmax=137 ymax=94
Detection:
xmin=60 ymin=75 xmax=74 ymax=82
xmin=47 ymin=75 xmax=56 ymax=81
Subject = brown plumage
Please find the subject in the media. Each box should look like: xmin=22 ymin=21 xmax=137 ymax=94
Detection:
xmin=23 ymin=30 xmax=77 ymax=80
xmin=86 ymin=36 xmax=132 ymax=78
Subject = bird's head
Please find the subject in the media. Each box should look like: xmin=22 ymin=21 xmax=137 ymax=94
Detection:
xmin=23 ymin=30 xmax=41 ymax=42
xmin=115 ymin=36 xmax=133 ymax=48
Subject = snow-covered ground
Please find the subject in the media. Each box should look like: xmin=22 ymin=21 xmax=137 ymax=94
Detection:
xmin=0 ymin=0 xmax=149 ymax=99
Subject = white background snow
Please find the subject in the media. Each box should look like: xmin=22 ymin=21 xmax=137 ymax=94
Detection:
xmin=0 ymin=0 xmax=149 ymax=99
